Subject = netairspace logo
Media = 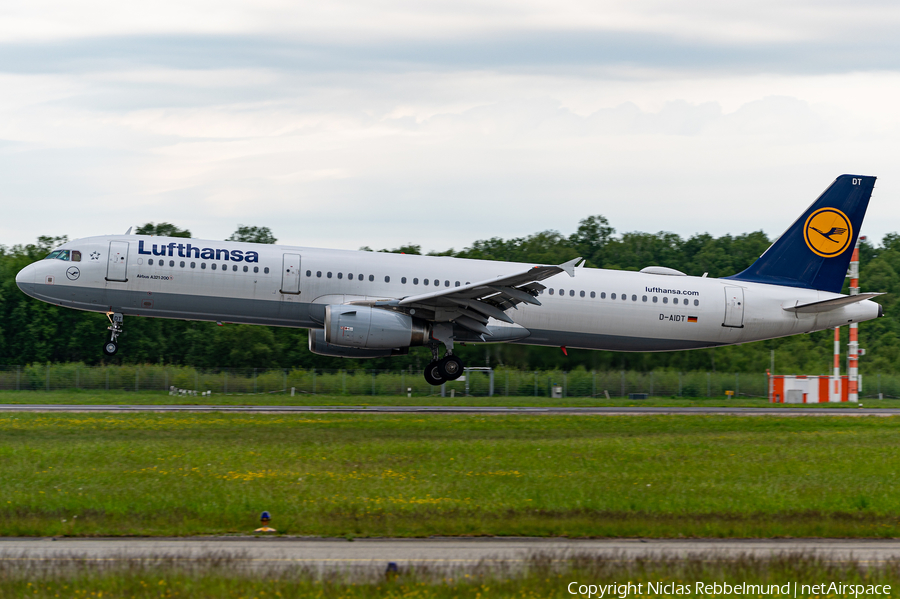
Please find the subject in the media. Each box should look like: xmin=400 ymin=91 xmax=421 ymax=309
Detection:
xmin=567 ymin=581 xmax=892 ymax=597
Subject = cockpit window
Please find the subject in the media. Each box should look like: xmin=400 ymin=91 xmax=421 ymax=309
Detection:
xmin=45 ymin=250 xmax=61 ymax=260
xmin=44 ymin=250 xmax=70 ymax=261
xmin=71 ymin=251 xmax=81 ymax=262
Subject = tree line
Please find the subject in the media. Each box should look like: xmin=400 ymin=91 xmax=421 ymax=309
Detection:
xmin=1 ymin=219 xmax=896 ymax=375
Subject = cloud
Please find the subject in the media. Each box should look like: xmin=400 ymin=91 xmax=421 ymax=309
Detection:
xmin=2 ymin=1 xmax=900 ymax=251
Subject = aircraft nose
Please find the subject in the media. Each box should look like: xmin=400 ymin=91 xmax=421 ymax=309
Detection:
xmin=16 ymin=263 xmax=36 ymax=297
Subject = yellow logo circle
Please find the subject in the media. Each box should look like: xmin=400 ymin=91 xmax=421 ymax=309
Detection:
xmin=803 ymin=208 xmax=853 ymax=258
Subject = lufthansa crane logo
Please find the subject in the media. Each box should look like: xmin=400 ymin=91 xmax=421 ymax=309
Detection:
xmin=803 ymin=208 xmax=853 ymax=258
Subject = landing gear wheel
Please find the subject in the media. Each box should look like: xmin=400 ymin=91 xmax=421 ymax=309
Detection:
xmin=438 ymin=355 xmax=464 ymax=380
xmin=104 ymin=312 xmax=124 ymax=357
xmin=423 ymin=361 xmax=445 ymax=386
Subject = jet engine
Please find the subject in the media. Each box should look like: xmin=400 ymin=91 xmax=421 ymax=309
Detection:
xmin=308 ymin=329 xmax=408 ymax=358
xmin=324 ymin=305 xmax=430 ymax=349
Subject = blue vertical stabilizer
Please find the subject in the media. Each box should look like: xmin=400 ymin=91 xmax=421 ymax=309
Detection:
xmin=727 ymin=175 xmax=875 ymax=293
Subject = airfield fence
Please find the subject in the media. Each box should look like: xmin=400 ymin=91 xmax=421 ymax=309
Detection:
xmin=0 ymin=364 xmax=896 ymax=398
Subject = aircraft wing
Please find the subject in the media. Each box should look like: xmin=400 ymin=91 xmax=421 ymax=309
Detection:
xmin=361 ymin=257 xmax=581 ymax=336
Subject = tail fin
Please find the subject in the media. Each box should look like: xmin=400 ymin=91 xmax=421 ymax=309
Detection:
xmin=727 ymin=174 xmax=875 ymax=293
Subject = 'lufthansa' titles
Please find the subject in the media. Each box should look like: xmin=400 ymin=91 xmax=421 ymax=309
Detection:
xmin=138 ymin=241 xmax=259 ymax=262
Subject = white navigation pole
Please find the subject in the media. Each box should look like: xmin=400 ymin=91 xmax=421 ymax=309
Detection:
xmin=832 ymin=326 xmax=841 ymax=402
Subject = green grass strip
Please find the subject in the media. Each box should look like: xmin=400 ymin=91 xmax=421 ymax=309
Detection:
xmin=2 ymin=413 xmax=900 ymax=537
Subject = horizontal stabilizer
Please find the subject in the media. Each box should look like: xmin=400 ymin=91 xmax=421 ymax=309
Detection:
xmin=783 ymin=293 xmax=883 ymax=314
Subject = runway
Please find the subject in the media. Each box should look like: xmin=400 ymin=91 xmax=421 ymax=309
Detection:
xmin=2 ymin=538 xmax=900 ymax=569
xmin=0 ymin=404 xmax=896 ymax=415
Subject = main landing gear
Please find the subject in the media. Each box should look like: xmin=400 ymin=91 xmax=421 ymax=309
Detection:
xmin=423 ymin=344 xmax=464 ymax=386
xmin=103 ymin=312 xmax=123 ymax=356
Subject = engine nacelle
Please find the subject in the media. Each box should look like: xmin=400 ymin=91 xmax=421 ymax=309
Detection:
xmin=324 ymin=305 xmax=430 ymax=349
xmin=308 ymin=329 xmax=408 ymax=358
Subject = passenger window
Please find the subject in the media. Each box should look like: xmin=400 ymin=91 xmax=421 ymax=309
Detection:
xmin=672 ymin=297 xmax=678 ymax=304
xmin=212 ymin=263 xmax=217 ymax=270
xmin=253 ymin=266 xmax=259 ymax=273
xmin=180 ymin=261 xmax=185 ymax=267
xmin=549 ymin=289 xmax=554 ymax=295
xmin=694 ymin=299 xmax=699 ymax=306
xmin=201 ymin=263 xmax=207 ymax=269
xmin=580 ymin=290 xmax=585 ymax=297
xmin=243 ymin=265 xmax=248 ymax=272
xmin=611 ymin=293 xmax=616 ymax=299
xmin=337 ymin=272 xmax=343 ymax=279
xmin=600 ymin=292 xmax=605 ymax=299
xmin=385 ymin=276 xmax=390 ymax=283
xmin=264 ymin=267 xmax=270 ymax=274
xmin=559 ymin=289 xmax=564 ymax=295
xmin=413 ymin=278 xmax=419 ymax=284
xmin=306 ymin=270 xmax=312 ymax=277
xmin=191 ymin=262 xmax=196 ymax=268
xmin=327 ymin=272 xmax=332 ymax=278
xmin=622 ymin=294 xmax=627 ymax=301
xmin=71 ymin=251 xmax=81 ymax=262
xmin=402 ymin=277 xmax=407 ymax=284
xmin=348 ymin=273 xmax=354 ymax=280
xmin=642 ymin=295 xmax=647 ymax=302
xmin=232 ymin=265 xmax=237 ymax=272
xmin=169 ymin=260 xmax=175 ymax=267
xmin=445 ymin=280 xmax=450 ymax=287
xmin=369 ymin=275 xmax=374 ymax=282
xmin=570 ymin=290 xmax=575 ymax=297
xmin=632 ymin=294 xmax=637 ymax=301
xmin=653 ymin=296 xmax=658 ymax=303
xmin=424 ymin=279 xmax=429 ymax=286
xmin=663 ymin=297 xmax=668 ymax=304
xmin=316 ymin=271 xmax=322 ymax=277
xmin=590 ymin=291 xmax=595 ymax=298
xmin=148 ymin=259 xmax=154 ymax=266
xmin=455 ymin=281 xmax=460 ymax=287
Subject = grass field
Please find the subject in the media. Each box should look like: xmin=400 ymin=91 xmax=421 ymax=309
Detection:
xmin=1 ymin=552 xmax=895 ymax=598
xmin=2 ymin=389 xmax=899 ymax=408
xmin=2 ymin=412 xmax=900 ymax=538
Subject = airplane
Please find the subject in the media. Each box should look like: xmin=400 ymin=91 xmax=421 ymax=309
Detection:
xmin=15 ymin=174 xmax=883 ymax=385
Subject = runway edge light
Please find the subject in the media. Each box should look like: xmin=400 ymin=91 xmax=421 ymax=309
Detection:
xmin=255 ymin=510 xmax=276 ymax=533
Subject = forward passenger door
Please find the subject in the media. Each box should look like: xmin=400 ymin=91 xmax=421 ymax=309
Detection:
xmin=106 ymin=241 xmax=129 ymax=282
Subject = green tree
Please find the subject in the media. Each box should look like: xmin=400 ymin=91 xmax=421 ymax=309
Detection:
xmin=227 ymin=226 xmax=276 ymax=244
xmin=135 ymin=223 xmax=191 ymax=238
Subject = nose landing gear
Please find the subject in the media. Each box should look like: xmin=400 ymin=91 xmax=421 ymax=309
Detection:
xmin=103 ymin=312 xmax=123 ymax=356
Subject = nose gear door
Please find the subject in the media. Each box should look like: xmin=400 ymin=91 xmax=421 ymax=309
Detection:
xmin=723 ymin=286 xmax=744 ymax=328
xmin=106 ymin=241 xmax=129 ymax=282
xmin=281 ymin=253 xmax=301 ymax=294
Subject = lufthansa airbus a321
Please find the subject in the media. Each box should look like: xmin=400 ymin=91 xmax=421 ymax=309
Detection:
xmin=15 ymin=175 xmax=884 ymax=385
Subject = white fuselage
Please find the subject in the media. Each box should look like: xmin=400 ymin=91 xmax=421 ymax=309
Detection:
xmin=15 ymin=235 xmax=881 ymax=352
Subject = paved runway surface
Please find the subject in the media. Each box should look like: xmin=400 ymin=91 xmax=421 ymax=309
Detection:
xmin=0 ymin=404 xmax=896 ymax=415
xmin=2 ymin=538 xmax=900 ymax=568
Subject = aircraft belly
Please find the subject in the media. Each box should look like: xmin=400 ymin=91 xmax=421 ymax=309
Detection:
xmin=37 ymin=283 xmax=318 ymax=328
xmin=512 ymin=329 xmax=722 ymax=351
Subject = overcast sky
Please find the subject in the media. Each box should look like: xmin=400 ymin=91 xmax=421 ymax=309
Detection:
xmin=2 ymin=0 xmax=900 ymax=252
